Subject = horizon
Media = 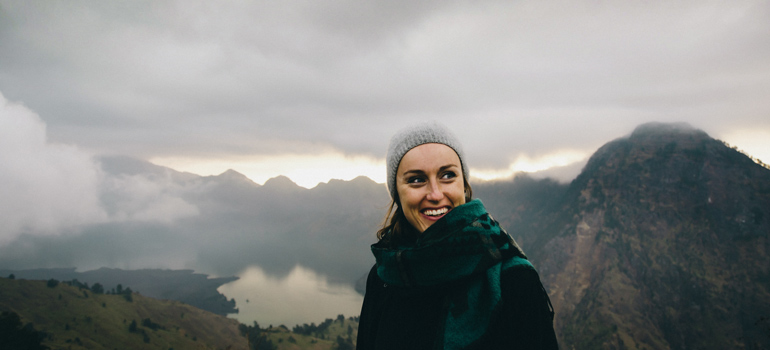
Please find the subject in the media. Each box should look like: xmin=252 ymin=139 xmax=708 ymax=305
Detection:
xmin=142 ymin=123 xmax=767 ymax=189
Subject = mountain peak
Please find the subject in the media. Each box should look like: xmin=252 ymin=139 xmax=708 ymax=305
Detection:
xmin=217 ymin=169 xmax=254 ymax=183
xmin=628 ymin=121 xmax=709 ymax=143
xmin=578 ymin=122 xmax=717 ymax=182
xmin=262 ymin=175 xmax=301 ymax=190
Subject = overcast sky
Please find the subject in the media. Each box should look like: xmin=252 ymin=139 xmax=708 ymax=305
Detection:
xmin=1 ymin=0 xmax=769 ymax=189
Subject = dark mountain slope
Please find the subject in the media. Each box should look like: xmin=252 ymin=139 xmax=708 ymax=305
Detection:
xmin=532 ymin=122 xmax=770 ymax=349
xmin=474 ymin=175 xmax=569 ymax=256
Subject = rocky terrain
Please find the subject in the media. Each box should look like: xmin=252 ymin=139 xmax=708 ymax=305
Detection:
xmin=492 ymin=123 xmax=770 ymax=349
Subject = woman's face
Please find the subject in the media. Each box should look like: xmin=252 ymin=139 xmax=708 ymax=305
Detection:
xmin=396 ymin=143 xmax=466 ymax=233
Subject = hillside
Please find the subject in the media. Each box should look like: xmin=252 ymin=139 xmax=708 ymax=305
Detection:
xmin=518 ymin=122 xmax=770 ymax=349
xmin=0 ymin=277 xmax=249 ymax=350
xmin=0 ymin=268 xmax=238 ymax=316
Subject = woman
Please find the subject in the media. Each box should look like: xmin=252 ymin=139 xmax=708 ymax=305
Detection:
xmin=357 ymin=122 xmax=558 ymax=350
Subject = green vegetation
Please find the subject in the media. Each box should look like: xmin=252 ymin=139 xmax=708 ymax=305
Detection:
xmin=0 ymin=277 xmax=248 ymax=350
xmin=262 ymin=315 xmax=359 ymax=350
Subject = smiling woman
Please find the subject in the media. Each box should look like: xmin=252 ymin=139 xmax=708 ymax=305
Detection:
xmin=357 ymin=122 xmax=558 ymax=350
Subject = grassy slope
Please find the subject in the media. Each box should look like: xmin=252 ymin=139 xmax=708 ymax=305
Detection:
xmin=0 ymin=277 xmax=248 ymax=350
xmin=262 ymin=320 xmax=359 ymax=350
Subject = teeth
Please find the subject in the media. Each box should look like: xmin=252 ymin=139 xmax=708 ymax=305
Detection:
xmin=424 ymin=208 xmax=449 ymax=216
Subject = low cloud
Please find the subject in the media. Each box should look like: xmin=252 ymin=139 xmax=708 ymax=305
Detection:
xmin=101 ymin=173 xmax=200 ymax=223
xmin=0 ymin=92 xmax=106 ymax=243
xmin=0 ymin=92 xmax=199 ymax=244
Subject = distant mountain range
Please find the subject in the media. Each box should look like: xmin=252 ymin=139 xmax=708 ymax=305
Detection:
xmin=1 ymin=122 xmax=768 ymax=349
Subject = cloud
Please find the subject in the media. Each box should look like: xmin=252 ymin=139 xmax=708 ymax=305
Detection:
xmin=0 ymin=0 xmax=769 ymax=183
xmin=0 ymin=92 xmax=200 ymax=244
xmin=100 ymin=172 xmax=200 ymax=223
xmin=0 ymin=92 xmax=106 ymax=243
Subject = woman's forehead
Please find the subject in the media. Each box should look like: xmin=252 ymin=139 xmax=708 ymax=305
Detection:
xmin=398 ymin=143 xmax=461 ymax=172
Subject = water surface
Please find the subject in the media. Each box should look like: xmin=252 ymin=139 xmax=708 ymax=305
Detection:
xmin=218 ymin=265 xmax=364 ymax=327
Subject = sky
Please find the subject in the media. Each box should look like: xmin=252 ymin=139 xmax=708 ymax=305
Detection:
xmin=1 ymin=0 xmax=769 ymax=191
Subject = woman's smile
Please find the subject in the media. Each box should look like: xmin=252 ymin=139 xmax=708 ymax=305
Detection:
xmin=423 ymin=207 xmax=449 ymax=217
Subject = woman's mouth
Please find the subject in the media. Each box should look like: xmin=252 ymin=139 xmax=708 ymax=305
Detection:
xmin=423 ymin=207 xmax=449 ymax=217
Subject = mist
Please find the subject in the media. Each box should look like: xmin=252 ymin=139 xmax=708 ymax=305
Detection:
xmin=0 ymin=93 xmax=106 ymax=244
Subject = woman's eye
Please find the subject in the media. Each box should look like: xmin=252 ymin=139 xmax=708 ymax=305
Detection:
xmin=441 ymin=171 xmax=457 ymax=180
xmin=407 ymin=176 xmax=425 ymax=184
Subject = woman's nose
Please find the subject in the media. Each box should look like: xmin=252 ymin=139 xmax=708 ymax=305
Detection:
xmin=426 ymin=181 xmax=444 ymax=201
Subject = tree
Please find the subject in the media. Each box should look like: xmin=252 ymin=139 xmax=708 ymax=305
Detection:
xmin=336 ymin=335 xmax=354 ymax=350
xmin=239 ymin=321 xmax=277 ymax=350
xmin=91 ymin=283 xmax=104 ymax=294
xmin=7 ymin=273 xmax=14 ymax=279
xmin=142 ymin=318 xmax=164 ymax=331
xmin=122 ymin=287 xmax=133 ymax=302
xmin=0 ymin=311 xmax=49 ymax=350
xmin=46 ymin=279 xmax=59 ymax=288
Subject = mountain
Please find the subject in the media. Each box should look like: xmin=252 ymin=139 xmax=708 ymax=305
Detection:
xmin=512 ymin=122 xmax=770 ymax=349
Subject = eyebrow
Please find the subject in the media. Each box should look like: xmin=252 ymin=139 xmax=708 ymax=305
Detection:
xmin=401 ymin=164 xmax=460 ymax=177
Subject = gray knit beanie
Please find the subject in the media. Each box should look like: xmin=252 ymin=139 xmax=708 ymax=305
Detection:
xmin=386 ymin=122 xmax=467 ymax=200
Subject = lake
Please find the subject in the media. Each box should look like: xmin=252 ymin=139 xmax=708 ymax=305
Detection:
xmin=218 ymin=265 xmax=364 ymax=328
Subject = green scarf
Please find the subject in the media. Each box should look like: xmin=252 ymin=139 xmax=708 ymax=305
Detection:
xmin=371 ymin=199 xmax=531 ymax=350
